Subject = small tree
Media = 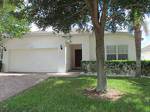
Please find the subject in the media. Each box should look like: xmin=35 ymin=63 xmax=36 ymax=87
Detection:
xmin=0 ymin=0 xmax=29 ymax=65
xmin=0 ymin=0 xmax=29 ymax=40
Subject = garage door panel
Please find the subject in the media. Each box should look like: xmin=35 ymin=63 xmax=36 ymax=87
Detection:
xmin=8 ymin=48 xmax=58 ymax=72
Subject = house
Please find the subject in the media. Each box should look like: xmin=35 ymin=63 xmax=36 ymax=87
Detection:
xmin=2 ymin=31 xmax=136 ymax=73
xmin=142 ymin=45 xmax=150 ymax=60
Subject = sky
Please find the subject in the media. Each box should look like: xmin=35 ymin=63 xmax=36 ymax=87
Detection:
xmin=30 ymin=17 xmax=150 ymax=48
xmin=141 ymin=16 xmax=150 ymax=48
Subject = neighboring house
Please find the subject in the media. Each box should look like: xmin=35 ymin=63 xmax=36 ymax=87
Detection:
xmin=142 ymin=45 xmax=150 ymax=60
xmin=2 ymin=31 xmax=136 ymax=73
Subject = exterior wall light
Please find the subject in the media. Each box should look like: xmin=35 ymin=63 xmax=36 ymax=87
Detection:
xmin=0 ymin=45 xmax=7 ymax=51
xmin=60 ymin=45 xmax=63 ymax=50
xmin=3 ymin=47 xmax=7 ymax=51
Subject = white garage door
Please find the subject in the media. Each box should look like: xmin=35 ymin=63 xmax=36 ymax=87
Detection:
xmin=8 ymin=48 xmax=58 ymax=72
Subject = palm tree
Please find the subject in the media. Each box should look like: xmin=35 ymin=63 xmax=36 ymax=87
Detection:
xmin=128 ymin=8 xmax=149 ymax=77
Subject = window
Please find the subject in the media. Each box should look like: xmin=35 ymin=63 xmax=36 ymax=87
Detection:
xmin=106 ymin=45 xmax=117 ymax=60
xmin=118 ymin=45 xmax=128 ymax=60
xmin=106 ymin=45 xmax=128 ymax=60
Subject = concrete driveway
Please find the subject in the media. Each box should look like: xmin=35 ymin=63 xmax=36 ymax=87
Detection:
xmin=0 ymin=73 xmax=51 ymax=102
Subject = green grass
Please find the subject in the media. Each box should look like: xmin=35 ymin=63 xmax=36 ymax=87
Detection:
xmin=0 ymin=76 xmax=150 ymax=112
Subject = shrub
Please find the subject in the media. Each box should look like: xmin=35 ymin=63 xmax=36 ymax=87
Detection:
xmin=82 ymin=60 xmax=150 ymax=76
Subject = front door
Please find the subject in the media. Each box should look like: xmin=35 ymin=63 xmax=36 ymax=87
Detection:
xmin=75 ymin=49 xmax=82 ymax=67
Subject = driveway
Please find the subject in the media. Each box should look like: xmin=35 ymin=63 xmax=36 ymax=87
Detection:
xmin=0 ymin=72 xmax=80 ymax=102
xmin=0 ymin=73 xmax=52 ymax=102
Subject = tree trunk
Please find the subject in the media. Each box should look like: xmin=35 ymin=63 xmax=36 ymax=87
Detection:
xmin=85 ymin=0 xmax=107 ymax=92
xmin=134 ymin=26 xmax=142 ymax=77
xmin=95 ymin=27 xmax=107 ymax=92
xmin=3 ymin=0 xmax=6 ymax=8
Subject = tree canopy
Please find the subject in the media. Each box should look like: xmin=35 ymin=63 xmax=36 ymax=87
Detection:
xmin=0 ymin=1 xmax=29 ymax=40
xmin=25 ymin=0 xmax=90 ymax=33
xmin=15 ymin=0 xmax=127 ymax=33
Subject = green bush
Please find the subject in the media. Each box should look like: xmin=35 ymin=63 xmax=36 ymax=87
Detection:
xmin=82 ymin=60 xmax=150 ymax=76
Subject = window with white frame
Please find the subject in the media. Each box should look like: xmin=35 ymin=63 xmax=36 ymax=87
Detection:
xmin=106 ymin=45 xmax=117 ymax=60
xmin=118 ymin=45 xmax=128 ymax=60
xmin=106 ymin=45 xmax=128 ymax=60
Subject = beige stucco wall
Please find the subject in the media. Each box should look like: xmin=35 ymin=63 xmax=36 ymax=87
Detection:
xmin=89 ymin=32 xmax=136 ymax=61
xmin=141 ymin=52 xmax=150 ymax=60
xmin=65 ymin=44 xmax=71 ymax=71
xmin=69 ymin=33 xmax=90 ymax=61
xmin=64 ymin=33 xmax=90 ymax=71
xmin=3 ymin=32 xmax=67 ymax=72
xmin=3 ymin=31 xmax=136 ymax=73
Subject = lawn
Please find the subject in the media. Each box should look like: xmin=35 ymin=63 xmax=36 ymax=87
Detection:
xmin=0 ymin=76 xmax=150 ymax=112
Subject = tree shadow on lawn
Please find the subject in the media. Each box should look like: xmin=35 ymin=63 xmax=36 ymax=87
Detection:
xmin=109 ymin=76 xmax=150 ymax=95
xmin=108 ymin=76 xmax=150 ymax=112
xmin=0 ymin=76 xmax=149 ymax=112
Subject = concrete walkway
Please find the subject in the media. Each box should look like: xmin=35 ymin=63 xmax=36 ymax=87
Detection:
xmin=0 ymin=72 xmax=80 ymax=102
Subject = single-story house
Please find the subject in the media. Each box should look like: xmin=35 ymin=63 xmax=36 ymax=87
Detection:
xmin=2 ymin=31 xmax=136 ymax=73
xmin=142 ymin=45 xmax=150 ymax=60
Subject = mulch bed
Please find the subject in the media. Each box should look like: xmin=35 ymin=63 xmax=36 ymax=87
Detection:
xmin=84 ymin=88 xmax=123 ymax=101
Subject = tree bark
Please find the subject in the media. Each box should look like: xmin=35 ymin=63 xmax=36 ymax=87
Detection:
xmin=3 ymin=0 xmax=5 ymax=7
xmin=134 ymin=25 xmax=142 ymax=77
xmin=95 ymin=26 xmax=107 ymax=92
xmin=85 ymin=0 xmax=107 ymax=92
